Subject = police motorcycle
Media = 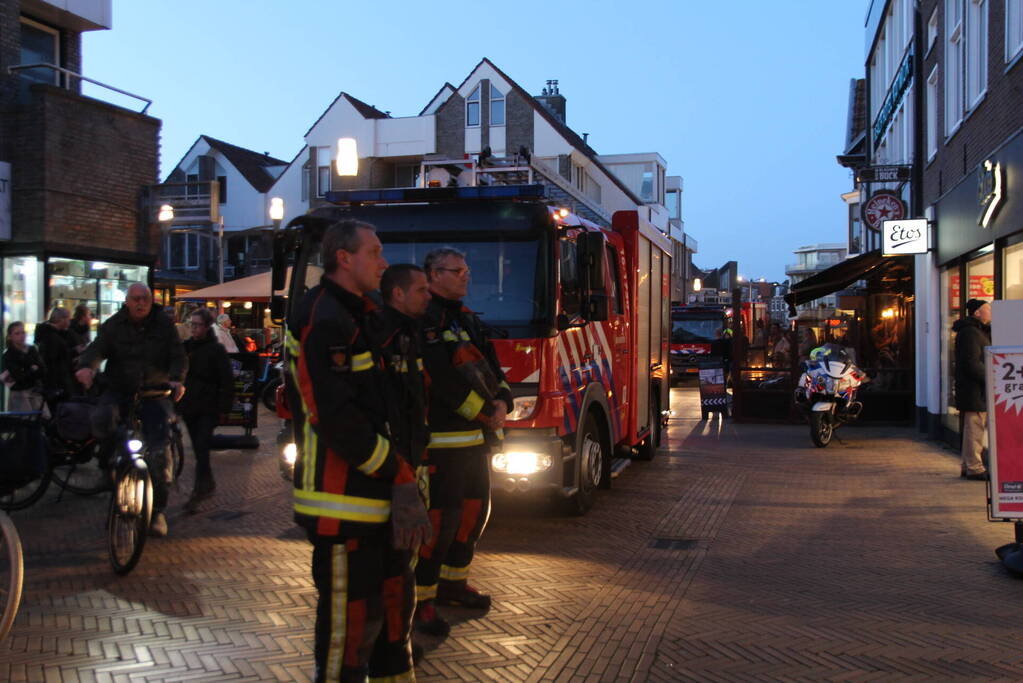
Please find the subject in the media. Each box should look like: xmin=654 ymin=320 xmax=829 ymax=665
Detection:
xmin=794 ymin=344 xmax=867 ymax=448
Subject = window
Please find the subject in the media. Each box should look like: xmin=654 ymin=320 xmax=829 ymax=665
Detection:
xmin=166 ymin=232 xmax=200 ymax=270
xmin=966 ymin=0 xmax=988 ymax=107
xmin=928 ymin=6 xmax=939 ymax=54
xmin=466 ymin=85 xmax=480 ymax=127
xmin=394 ymin=164 xmax=420 ymax=188
xmin=216 ymin=175 xmax=227 ymax=204
xmin=849 ymin=205 xmax=864 ymax=255
xmin=927 ymin=66 xmax=939 ymax=159
xmin=1008 ymin=0 xmax=1023 ymax=61
xmin=640 ymin=164 xmax=654 ymax=202
xmin=186 ymin=173 xmax=201 ymax=199
xmin=945 ymin=0 xmax=965 ymax=135
xmin=301 ymin=162 xmax=310 ymax=201
xmin=1004 ymin=241 xmax=1023 ymax=299
xmin=316 ymin=146 xmax=331 ymax=197
xmin=19 ymin=18 xmax=60 ymax=92
xmin=559 ymin=239 xmax=580 ymax=316
xmin=606 ymin=245 xmax=623 ymax=314
xmin=489 ymin=84 xmax=505 ymax=126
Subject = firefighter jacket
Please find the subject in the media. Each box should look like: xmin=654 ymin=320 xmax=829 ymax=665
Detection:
xmin=421 ymin=293 xmax=513 ymax=450
xmin=286 ymin=276 xmax=415 ymax=541
xmin=367 ymin=305 xmax=429 ymax=468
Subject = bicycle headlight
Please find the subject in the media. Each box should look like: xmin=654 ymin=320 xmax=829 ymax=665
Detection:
xmin=507 ymin=396 xmax=538 ymax=421
xmin=127 ymin=438 xmax=143 ymax=453
xmin=282 ymin=442 xmax=298 ymax=465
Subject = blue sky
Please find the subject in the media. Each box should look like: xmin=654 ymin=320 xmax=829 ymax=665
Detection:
xmin=83 ymin=1 xmax=867 ymax=282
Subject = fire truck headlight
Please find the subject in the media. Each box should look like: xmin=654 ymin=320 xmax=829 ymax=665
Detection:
xmin=282 ymin=442 xmax=298 ymax=465
xmin=507 ymin=396 xmax=538 ymax=421
xmin=492 ymin=451 xmax=552 ymax=475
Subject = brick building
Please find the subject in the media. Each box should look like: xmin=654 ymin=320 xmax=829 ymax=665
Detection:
xmin=0 ymin=0 xmax=160 ymax=339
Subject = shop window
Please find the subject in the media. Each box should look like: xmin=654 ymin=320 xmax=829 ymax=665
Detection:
xmin=2 ymin=256 xmax=43 ymax=340
xmin=941 ymin=267 xmax=961 ymax=433
xmin=1004 ymin=242 xmax=1023 ymax=299
xmin=967 ymin=250 xmax=995 ymax=302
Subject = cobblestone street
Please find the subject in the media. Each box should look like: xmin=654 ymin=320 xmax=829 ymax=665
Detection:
xmin=3 ymin=386 xmax=1023 ymax=681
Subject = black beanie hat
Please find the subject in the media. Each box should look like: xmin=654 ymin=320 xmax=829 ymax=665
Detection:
xmin=966 ymin=298 xmax=987 ymax=316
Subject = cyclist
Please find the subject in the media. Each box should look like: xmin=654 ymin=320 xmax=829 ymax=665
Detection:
xmin=75 ymin=283 xmax=186 ymax=538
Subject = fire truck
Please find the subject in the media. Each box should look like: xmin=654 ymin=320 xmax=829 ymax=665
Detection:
xmin=669 ymin=305 xmax=731 ymax=381
xmin=271 ymin=184 xmax=670 ymax=514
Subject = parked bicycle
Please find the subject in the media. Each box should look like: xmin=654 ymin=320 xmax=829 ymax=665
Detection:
xmin=107 ymin=384 xmax=175 ymax=575
xmin=0 ymin=510 xmax=23 ymax=641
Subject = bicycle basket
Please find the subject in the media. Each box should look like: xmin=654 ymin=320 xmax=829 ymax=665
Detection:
xmin=0 ymin=415 xmax=47 ymax=489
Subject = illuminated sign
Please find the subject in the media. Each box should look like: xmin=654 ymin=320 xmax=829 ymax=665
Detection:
xmin=979 ymin=159 xmax=1004 ymax=228
xmin=882 ymin=218 xmax=928 ymax=255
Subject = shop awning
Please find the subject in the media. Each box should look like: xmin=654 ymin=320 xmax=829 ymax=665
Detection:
xmin=179 ymin=267 xmax=321 ymax=302
xmin=784 ymin=250 xmax=910 ymax=313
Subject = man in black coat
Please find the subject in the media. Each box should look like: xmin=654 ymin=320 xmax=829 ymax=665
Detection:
xmin=179 ymin=307 xmax=235 ymax=513
xmin=34 ymin=307 xmax=75 ymax=405
xmin=954 ymin=298 xmax=993 ymax=480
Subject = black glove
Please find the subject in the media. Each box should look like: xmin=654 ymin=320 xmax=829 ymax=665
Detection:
xmin=391 ymin=480 xmax=432 ymax=550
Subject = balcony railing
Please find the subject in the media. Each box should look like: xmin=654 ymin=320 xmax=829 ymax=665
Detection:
xmin=8 ymin=63 xmax=152 ymax=113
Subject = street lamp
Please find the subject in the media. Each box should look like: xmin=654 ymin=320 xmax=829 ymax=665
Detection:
xmin=269 ymin=197 xmax=284 ymax=226
xmin=157 ymin=204 xmax=174 ymax=224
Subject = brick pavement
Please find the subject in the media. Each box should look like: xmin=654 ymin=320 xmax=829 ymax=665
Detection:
xmin=3 ymin=390 xmax=1023 ymax=681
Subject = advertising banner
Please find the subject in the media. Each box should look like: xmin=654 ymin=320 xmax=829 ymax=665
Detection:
xmin=986 ymin=347 xmax=1023 ymax=519
xmin=221 ymin=352 xmax=260 ymax=430
xmin=697 ymin=359 xmax=728 ymax=416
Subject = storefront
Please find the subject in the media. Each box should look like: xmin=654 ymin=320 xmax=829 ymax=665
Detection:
xmin=1 ymin=250 xmax=151 ymax=339
xmin=934 ymin=131 xmax=1023 ymax=442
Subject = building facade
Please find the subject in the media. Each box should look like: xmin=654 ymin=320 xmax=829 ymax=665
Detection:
xmin=0 ymin=0 xmax=160 ymax=339
xmin=785 ymin=243 xmax=849 ymax=317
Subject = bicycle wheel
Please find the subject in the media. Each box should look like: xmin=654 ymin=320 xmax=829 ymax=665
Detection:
xmin=107 ymin=461 xmax=152 ymax=575
xmin=51 ymin=441 xmax=109 ymax=496
xmin=170 ymin=425 xmax=185 ymax=483
xmin=0 ymin=468 xmax=52 ymax=511
xmin=0 ymin=512 xmax=24 ymax=641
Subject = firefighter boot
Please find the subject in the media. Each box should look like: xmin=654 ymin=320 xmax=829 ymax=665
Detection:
xmin=413 ymin=600 xmax=451 ymax=637
xmin=437 ymin=579 xmax=492 ymax=610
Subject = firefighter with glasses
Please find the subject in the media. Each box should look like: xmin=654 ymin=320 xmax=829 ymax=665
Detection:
xmin=413 ymin=247 xmax=513 ymax=637
xmin=287 ymin=219 xmax=431 ymax=682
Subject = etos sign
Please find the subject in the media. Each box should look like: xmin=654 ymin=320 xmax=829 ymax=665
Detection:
xmin=862 ymin=190 xmax=906 ymax=231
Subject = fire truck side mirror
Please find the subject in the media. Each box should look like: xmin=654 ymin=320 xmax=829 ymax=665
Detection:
xmin=576 ymin=232 xmax=606 ymax=291
xmin=272 ymin=230 xmax=288 ymax=292
xmin=270 ymin=295 xmax=286 ymax=326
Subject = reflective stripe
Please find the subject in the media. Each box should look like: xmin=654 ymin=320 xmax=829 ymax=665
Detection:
xmin=498 ymin=380 xmax=510 ymax=392
xmin=303 ymin=419 xmax=318 ymax=491
xmin=458 ymin=330 xmax=470 ymax=341
xmin=294 ymin=489 xmax=390 ymax=523
xmin=357 ymin=434 xmax=390 ymax=476
xmin=492 ymin=428 xmax=504 ymax=441
xmin=351 ymin=351 xmax=374 ymax=372
xmin=325 ymin=544 xmax=347 ymax=680
xmin=442 ymin=330 xmax=458 ymax=342
xmin=428 ymin=430 xmax=485 ymax=449
xmin=416 ymin=583 xmax=438 ymax=601
xmin=456 ymin=391 xmax=485 ymax=420
xmin=285 ymin=329 xmax=302 ymax=356
xmin=417 ymin=358 xmax=424 ymax=371
xmin=440 ymin=564 xmax=470 ymax=581
xmin=368 ymin=672 xmax=415 ymax=683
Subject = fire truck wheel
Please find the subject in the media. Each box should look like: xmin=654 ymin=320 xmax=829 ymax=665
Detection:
xmin=635 ymin=395 xmax=660 ymax=461
xmin=565 ymin=413 xmax=604 ymax=515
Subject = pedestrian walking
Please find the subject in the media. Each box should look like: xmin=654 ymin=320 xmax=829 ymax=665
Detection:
xmin=2 ymin=321 xmax=49 ymax=417
xmin=69 ymin=304 xmax=93 ymax=363
xmin=414 ymin=247 xmax=512 ymax=637
xmin=34 ymin=307 xmax=76 ymax=406
xmin=178 ymin=307 xmax=234 ymax=513
xmin=954 ymin=298 xmax=993 ymax=480
xmin=287 ymin=220 xmax=430 ymax=682
xmin=213 ymin=313 xmax=239 ymax=353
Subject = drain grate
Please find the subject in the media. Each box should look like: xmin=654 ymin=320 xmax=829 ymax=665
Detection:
xmin=649 ymin=537 xmax=699 ymax=550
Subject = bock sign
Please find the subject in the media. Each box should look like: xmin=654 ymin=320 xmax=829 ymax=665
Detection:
xmin=986 ymin=347 xmax=1023 ymax=519
xmin=862 ymin=190 xmax=907 ymax=231
xmin=882 ymin=218 xmax=928 ymax=255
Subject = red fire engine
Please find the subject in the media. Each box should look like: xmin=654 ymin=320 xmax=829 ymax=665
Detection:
xmin=271 ymin=184 xmax=670 ymax=514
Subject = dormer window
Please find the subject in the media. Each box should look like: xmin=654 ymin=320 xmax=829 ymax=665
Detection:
xmin=466 ymin=85 xmax=481 ymax=126
xmin=490 ymin=84 xmax=505 ymax=126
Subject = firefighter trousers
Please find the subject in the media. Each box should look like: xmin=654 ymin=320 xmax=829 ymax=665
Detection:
xmin=311 ymin=532 xmax=415 ymax=682
xmin=415 ymin=445 xmax=491 ymax=601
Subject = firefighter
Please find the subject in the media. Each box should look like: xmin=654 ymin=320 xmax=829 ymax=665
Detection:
xmin=287 ymin=219 xmax=431 ymax=683
xmin=414 ymin=247 xmax=513 ymax=636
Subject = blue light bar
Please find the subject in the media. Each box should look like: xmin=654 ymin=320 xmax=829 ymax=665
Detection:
xmin=324 ymin=184 xmax=546 ymax=205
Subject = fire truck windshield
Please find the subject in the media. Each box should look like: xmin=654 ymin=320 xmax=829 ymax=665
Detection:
xmin=671 ymin=317 xmax=725 ymax=343
xmin=382 ymin=238 xmax=544 ymax=329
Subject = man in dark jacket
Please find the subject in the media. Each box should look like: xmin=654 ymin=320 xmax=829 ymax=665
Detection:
xmin=76 ymin=283 xmax=187 ymax=537
xmin=179 ymin=307 xmax=234 ymax=513
xmin=287 ymin=220 xmax=430 ymax=682
xmin=414 ymin=247 xmax=513 ymax=637
xmin=954 ymin=298 xmax=993 ymax=480
xmin=34 ymin=307 xmax=75 ymax=405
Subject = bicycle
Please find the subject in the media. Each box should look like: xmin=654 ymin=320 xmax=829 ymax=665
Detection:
xmin=0 ymin=511 xmax=23 ymax=641
xmin=0 ymin=413 xmax=50 ymax=511
xmin=107 ymin=385 xmax=173 ymax=576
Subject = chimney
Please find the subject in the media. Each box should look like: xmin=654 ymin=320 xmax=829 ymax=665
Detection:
xmin=536 ymin=78 xmax=567 ymax=124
